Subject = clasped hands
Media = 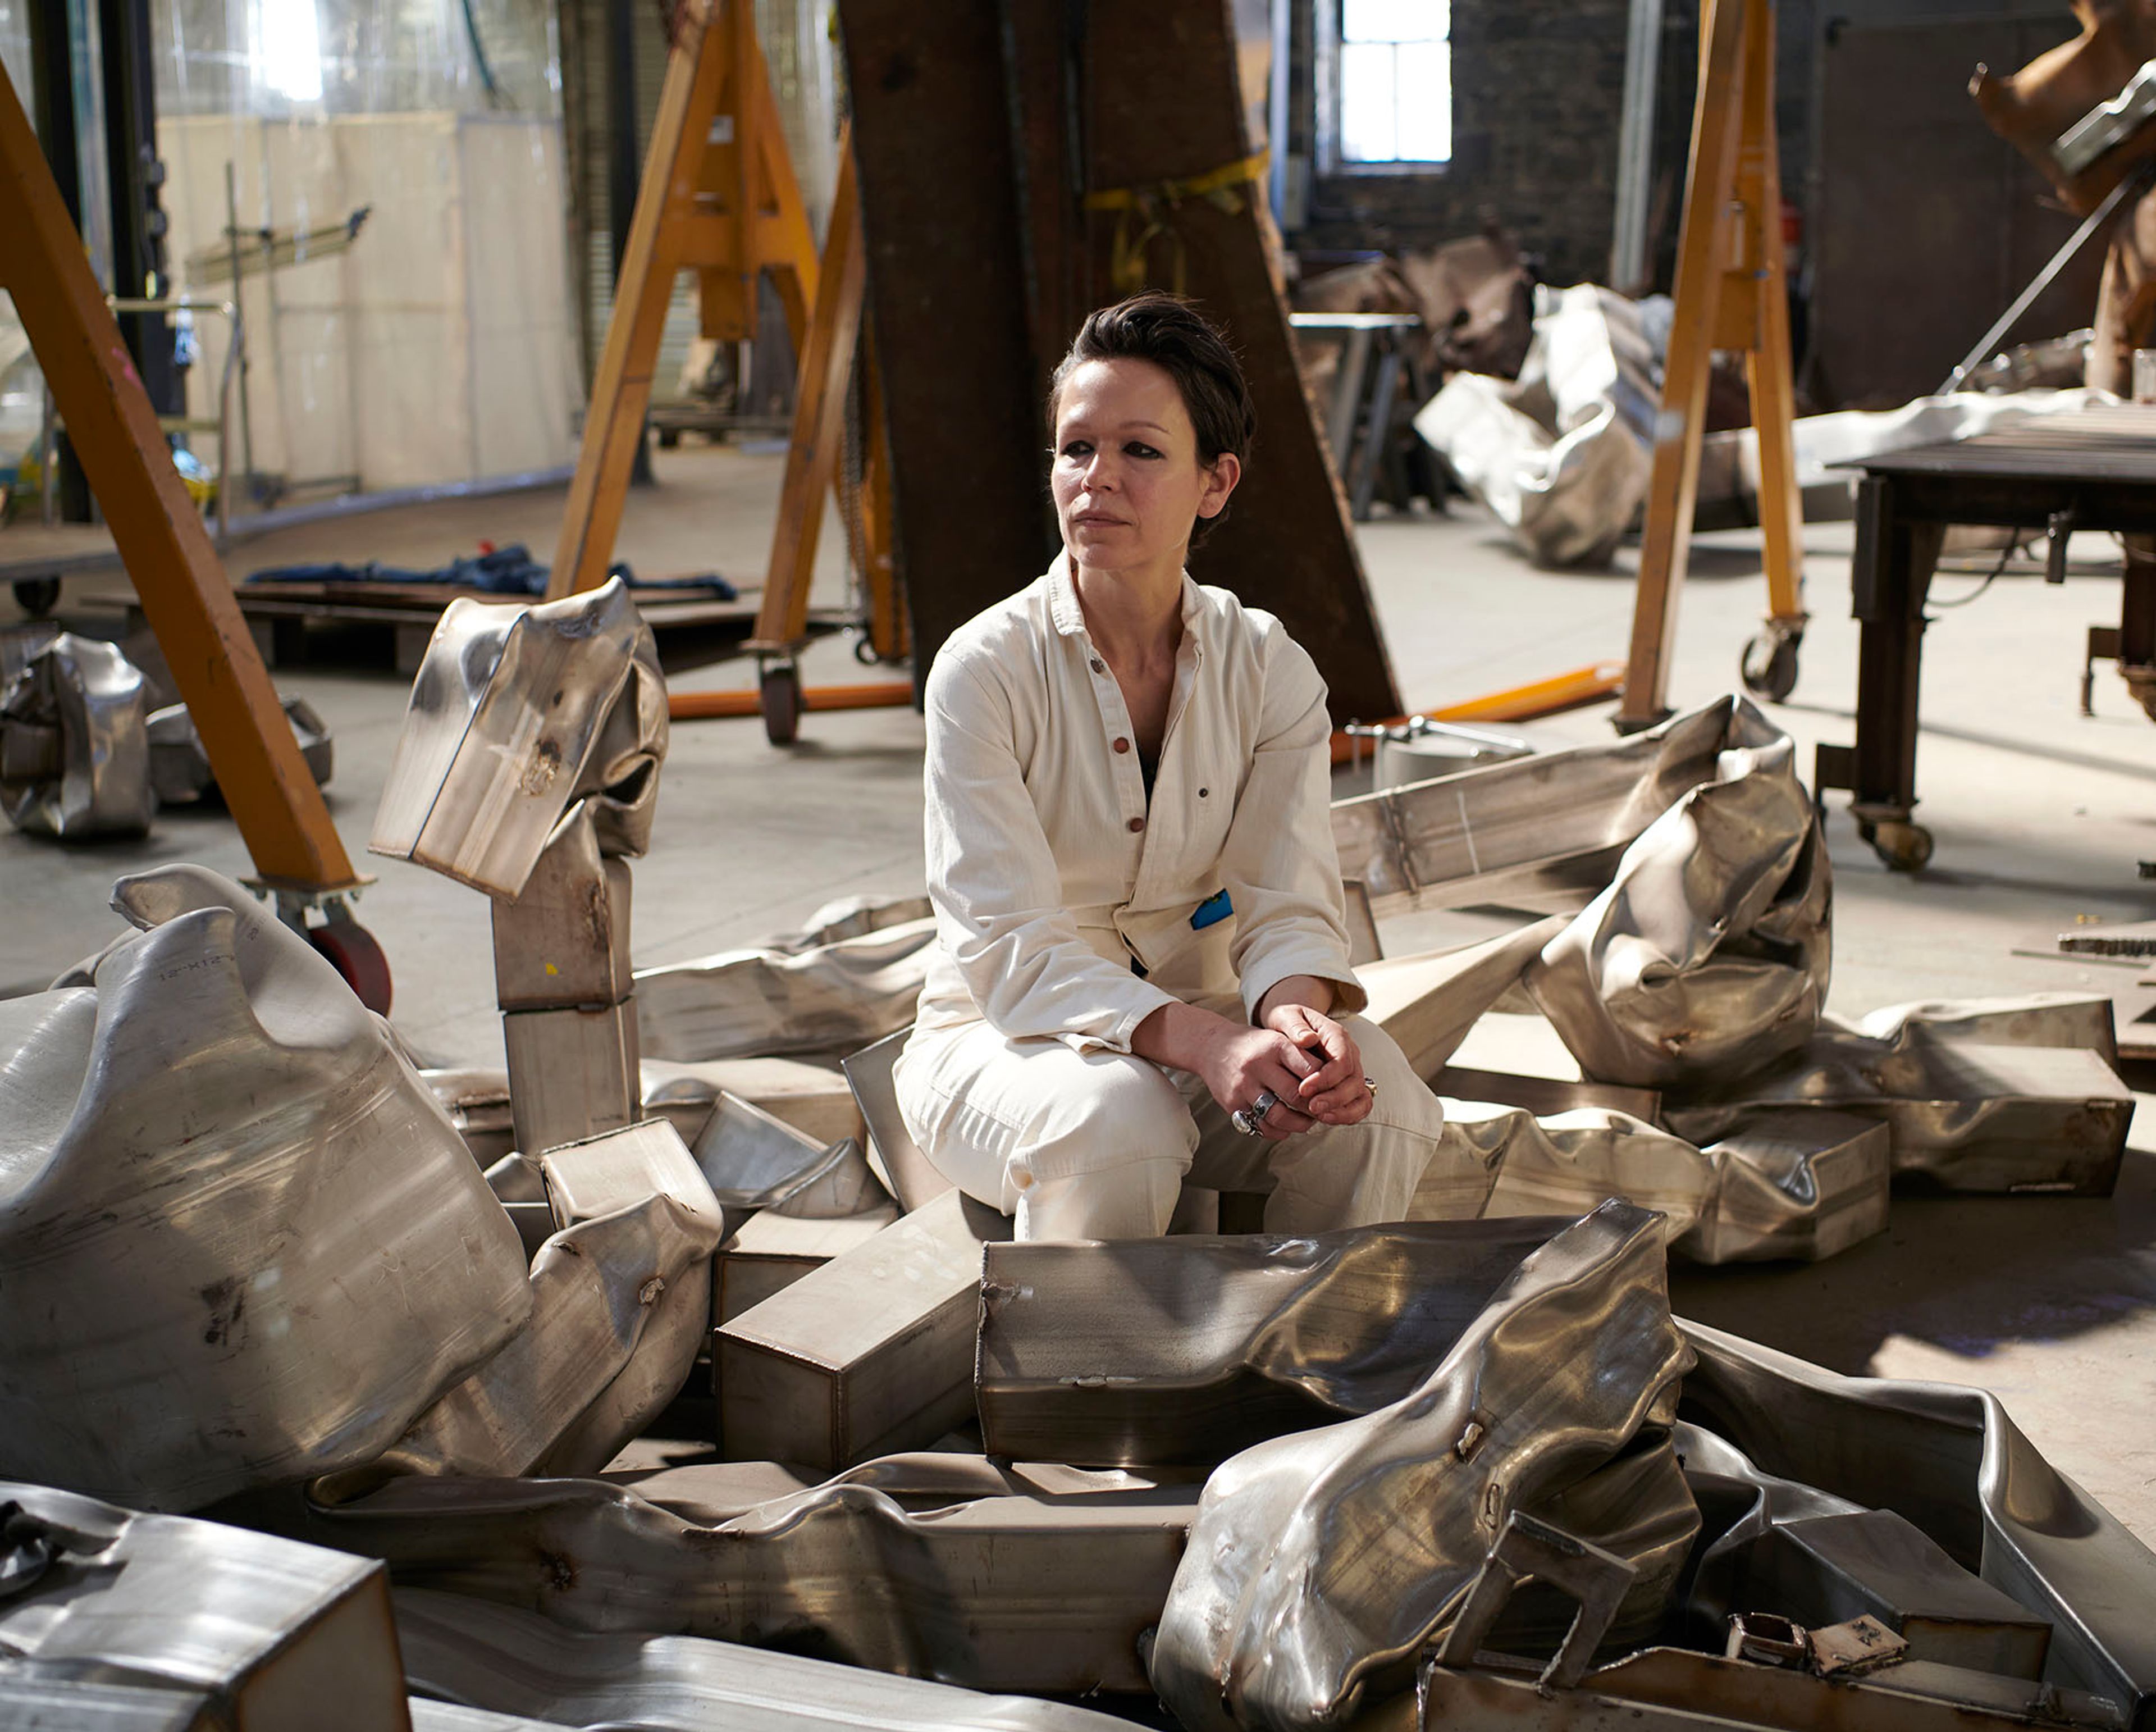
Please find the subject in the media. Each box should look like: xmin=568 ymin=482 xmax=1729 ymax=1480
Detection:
xmin=1131 ymin=976 xmax=1374 ymax=1141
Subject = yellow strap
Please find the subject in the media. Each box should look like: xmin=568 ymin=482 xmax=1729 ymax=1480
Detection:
xmin=1082 ymin=149 xmax=1270 ymax=295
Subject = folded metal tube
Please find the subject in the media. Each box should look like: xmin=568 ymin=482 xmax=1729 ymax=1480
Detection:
xmin=976 ymin=1219 xmax=1573 ymax=1466
xmin=1676 ymin=1319 xmax=2156 ymax=1723
xmin=1148 ymin=1198 xmax=1695 ymax=1732
xmin=1684 ymin=1110 xmax=1892 ymax=1264
xmin=0 ymin=1480 xmax=408 ymax=1731
xmin=716 ymin=1188 xmax=1002 ymax=1470
xmin=369 ymin=576 xmax=666 ymax=897
xmin=394 ymin=1587 xmax=1158 ymax=1730
xmin=1665 ymin=1033 xmax=2132 ymax=1197
xmin=1677 ymin=1423 xmax=2054 ymax=1680
xmin=307 ymin=1458 xmax=1197 ymax=1696
xmin=491 ymin=803 xmax=634 ymax=1013
xmin=322 ymin=1122 xmax=725 ymax=1488
xmin=0 ymin=865 xmax=531 ymax=1512
xmin=635 ymin=917 xmax=940 ymax=1063
xmin=692 ymin=1088 xmax=890 ymax=1214
xmin=0 ymin=630 xmax=154 ymax=837
xmin=1524 ymin=732 xmax=1832 ymax=1091
xmin=1356 ymin=915 xmax=1570 ymax=1077
xmin=640 ymin=1054 xmax=866 ymax=1147
xmin=501 ymin=999 xmax=643 ymax=1158
xmin=145 ymin=692 xmax=332 ymax=806
xmin=1330 ymin=695 xmax=1767 ymax=916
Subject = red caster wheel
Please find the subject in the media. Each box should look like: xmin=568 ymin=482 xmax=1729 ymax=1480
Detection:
xmin=311 ymin=919 xmax=392 ymax=1015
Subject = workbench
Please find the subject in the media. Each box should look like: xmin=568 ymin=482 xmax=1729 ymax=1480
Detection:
xmin=1817 ymin=403 xmax=2156 ymax=870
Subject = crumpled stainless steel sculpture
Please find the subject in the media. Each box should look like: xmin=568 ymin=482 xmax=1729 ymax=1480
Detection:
xmin=636 ymin=916 xmax=939 ymax=1063
xmin=1664 ymin=994 xmax=2133 ymax=1196
xmin=0 ymin=864 xmax=531 ymax=1512
xmin=369 ymin=576 xmax=666 ymax=896
xmin=1677 ymin=1319 xmax=2156 ymax=1724
xmin=1358 ymin=915 xmax=1569 ymax=1078
xmin=1412 ymin=284 xmax=1661 ymax=567
xmin=1332 ymin=696 xmax=1767 ymax=916
xmin=1524 ymin=706 xmax=1830 ymax=1090
xmin=307 ymin=1455 xmax=1199 ymax=1695
xmin=1680 ymin=1109 xmax=1892 ymax=1264
xmin=0 ymin=630 xmax=153 ymax=837
xmin=1148 ymin=1198 xmax=1694 ymax=1732
xmin=976 ymin=1220 xmax=1572 ymax=1466
xmin=323 ymin=1120 xmax=724 ymax=1488
xmin=145 ymin=692 xmax=332 ymax=805
xmin=1677 ymin=1423 xmax=2054 ymax=1679
xmin=1415 ymin=1097 xmax=1714 ymax=1230
xmin=394 ymin=1587 xmax=1154 ymax=1730
xmin=0 ymin=1479 xmax=407 ymax=1730
xmin=692 ymin=1088 xmax=891 ymax=1215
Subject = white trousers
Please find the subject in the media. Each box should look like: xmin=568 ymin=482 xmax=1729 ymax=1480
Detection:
xmin=893 ymin=1012 xmax=1445 ymax=1239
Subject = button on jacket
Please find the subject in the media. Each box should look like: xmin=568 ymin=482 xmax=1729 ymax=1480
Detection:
xmin=914 ymin=557 xmax=1368 ymax=1051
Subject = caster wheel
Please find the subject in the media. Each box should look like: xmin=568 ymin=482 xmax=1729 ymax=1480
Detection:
xmin=13 ymin=577 xmax=60 ymax=617
xmin=853 ymin=633 xmax=881 ymax=667
xmin=310 ymin=920 xmax=392 ymax=1015
xmin=1867 ymin=819 xmax=1934 ymax=873
xmin=760 ymin=663 xmax=802 ymax=746
xmin=1740 ymin=631 xmax=1800 ymax=702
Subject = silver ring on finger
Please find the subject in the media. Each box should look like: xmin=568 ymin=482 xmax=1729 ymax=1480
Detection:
xmin=1231 ymin=1105 xmax=1264 ymax=1137
xmin=1251 ymin=1088 xmax=1281 ymax=1120
xmin=1363 ymin=1075 xmax=1377 ymax=1096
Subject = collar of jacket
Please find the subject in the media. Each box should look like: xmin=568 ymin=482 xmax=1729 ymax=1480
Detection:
xmin=1045 ymin=553 xmax=1206 ymax=645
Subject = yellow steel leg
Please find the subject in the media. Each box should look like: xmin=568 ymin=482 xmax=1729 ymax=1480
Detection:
xmin=0 ymin=60 xmax=358 ymax=892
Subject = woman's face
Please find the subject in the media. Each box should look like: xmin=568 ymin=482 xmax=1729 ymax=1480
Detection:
xmin=1050 ymin=358 xmax=1240 ymax=576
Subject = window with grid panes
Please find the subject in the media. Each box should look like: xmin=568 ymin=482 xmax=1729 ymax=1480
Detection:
xmin=1338 ymin=0 xmax=1451 ymax=167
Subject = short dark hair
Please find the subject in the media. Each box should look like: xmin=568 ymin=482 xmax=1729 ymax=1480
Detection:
xmin=1049 ymin=293 xmax=1257 ymax=468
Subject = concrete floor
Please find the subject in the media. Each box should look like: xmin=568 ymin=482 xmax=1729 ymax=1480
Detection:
xmin=3 ymin=444 xmax=2152 ymax=1544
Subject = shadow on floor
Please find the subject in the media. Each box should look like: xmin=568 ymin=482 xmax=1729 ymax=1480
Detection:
xmin=1670 ymin=1148 xmax=2156 ymax=1374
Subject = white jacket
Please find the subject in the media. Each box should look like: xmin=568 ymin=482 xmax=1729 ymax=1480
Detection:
xmin=915 ymin=557 xmax=1366 ymax=1054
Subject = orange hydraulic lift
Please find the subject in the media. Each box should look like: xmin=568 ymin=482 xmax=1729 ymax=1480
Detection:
xmin=549 ymin=0 xmax=903 ymax=744
xmin=1615 ymin=0 xmax=1807 ymax=732
xmin=0 ymin=56 xmax=389 ymax=1010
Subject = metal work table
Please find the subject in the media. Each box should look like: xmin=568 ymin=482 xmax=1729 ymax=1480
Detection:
xmin=1287 ymin=311 xmax=1424 ymax=519
xmin=1819 ymin=404 xmax=2156 ymax=870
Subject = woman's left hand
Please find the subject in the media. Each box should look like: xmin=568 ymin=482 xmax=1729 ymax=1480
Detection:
xmin=1261 ymin=1003 xmax=1373 ymax=1128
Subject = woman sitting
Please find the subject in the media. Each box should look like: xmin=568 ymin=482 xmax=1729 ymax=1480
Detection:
xmin=894 ymin=293 xmax=1446 ymax=1240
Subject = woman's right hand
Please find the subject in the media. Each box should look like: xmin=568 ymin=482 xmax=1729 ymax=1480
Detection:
xmin=1196 ymin=1019 xmax=1322 ymax=1140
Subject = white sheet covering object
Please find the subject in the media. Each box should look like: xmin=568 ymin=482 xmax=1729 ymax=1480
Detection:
xmin=0 ymin=864 xmax=532 ymax=1512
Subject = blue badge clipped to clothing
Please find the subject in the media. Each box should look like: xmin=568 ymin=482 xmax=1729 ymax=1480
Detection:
xmin=1190 ymin=888 xmax=1233 ymax=931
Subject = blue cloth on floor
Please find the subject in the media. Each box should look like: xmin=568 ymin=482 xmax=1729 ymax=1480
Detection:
xmin=246 ymin=544 xmax=735 ymax=600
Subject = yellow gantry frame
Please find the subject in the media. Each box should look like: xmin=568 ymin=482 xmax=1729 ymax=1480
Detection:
xmin=1616 ymin=0 xmax=1807 ymax=730
xmin=0 ymin=58 xmax=359 ymax=891
xmin=550 ymin=0 xmax=894 ymax=666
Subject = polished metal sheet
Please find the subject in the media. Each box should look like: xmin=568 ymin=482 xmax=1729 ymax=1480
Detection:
xmin=976 ymin=1220 xmax=1567 ymax=1466
xmin=1828 ymin=992 xmax=2118 ymax=1068
xmin=1412 ymin=284 xmax=1660 ymax=568
xmin=692 ymin=1089 xmax=889 ymax=1214
xmin=427 ymin=1066 xmax=517 ymax=1165
xmin=145 ymin=692 xmax=332 ymax=805
xmin=0 ymin=1479 xmax=407 ymax=1731
xmin=340 ymin=1123 xmax=725 ymax=1484
xmin=1687 ymin=1110 xmax=1890 ymax=1264
xmin=1356 ymin=916 xmax=1570 ymax=1078
xmin=0 ymin=1679 xmax=216 ymax=1730
xmin=490 ymin=803 xmax=634 ymax=1011
xmin=1148 ymin=1199 xmax=1694 ymax=1732
xmin=1665 ymin=1036 xmax=2133 ymax=1197
xmin=501 ymin=999 xmax=641 ymax=1157
xmin=1419 ymin=1644 xmax=2127 ymax=1730
xmin=635 ymin=917 xmax=938 ymax=1063
xmin=1418 ymin=1097 xmax=1714 ymax=1234
xmin=641 ymin=1055 xmax=865 ymax=1148
xmin=394 ymin=1588 xmax=1155 ymax=1729
xmin=1331 ymin=696 xmax=1757 ymax=916
xmin=0 ymin=631 xmax=153 ymax=837
xmin=1679 ymin=1424 xmax=2053 ymax=1680
xmin=1524 ymin=717 xmax=1829 ymax=1091
xmin=716 ymin=1188 xmax=1000 ymax=1470
xmin=0 ymin=865 xmax=531 ymax=1512
xmin=716 ymin=1205 xmax=899 ymax=1322
xmin=369 ymin=576 xmax=666 ymax=897
xmin=1677 ymin=1319 xmax=2156 ymax=1722
xmin=309 ymin=1458 xmax=1195 ymax=1695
